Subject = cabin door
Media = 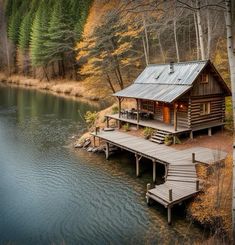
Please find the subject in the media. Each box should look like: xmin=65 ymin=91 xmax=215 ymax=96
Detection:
xmin=163 ymin=105 xmax=171 ymax=124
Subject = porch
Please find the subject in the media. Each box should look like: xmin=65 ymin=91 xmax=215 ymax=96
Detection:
xmin=105 ymin=113 xmax=190 ymax=134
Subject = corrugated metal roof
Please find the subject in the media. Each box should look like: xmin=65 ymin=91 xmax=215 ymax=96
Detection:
xmin=114 ymin=83 xmax=191 ymax=103
xmin=135 ymin=61 xmax=207 ymax=85
xmin=114 ymin=60 xmax=209 ymax=103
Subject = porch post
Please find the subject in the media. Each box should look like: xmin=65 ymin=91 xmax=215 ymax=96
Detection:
xmin=118 ymin=97 xmax=121 ymax=118
xmin=136 ymin=99 xmax=140 ymax=125
xmin=174 ymin=103 xmax=178 ymax=132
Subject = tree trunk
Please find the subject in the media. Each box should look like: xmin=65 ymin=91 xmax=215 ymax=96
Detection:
xmin=193 ymin=11 xmax=200 ymax=60
xmin=206 ymin=1 xmax=211 ymax=59
xmin=142 ymin=15 xmax=149 ymax=64
xmin=225 ymin=0 xmax=235 ymax=240
xmin=157 ymin=32 xmax=166 ymax=63
xmin=142 ymin=36 xmax=149 ymax=66
xmin=196 ymin=0 xmax=205 ymax=60
xmin=106 ymin=74 xmax=116 ymax=93
xmin=173 ymin=14 xmax=180 ymax=62
xmin=43 ymin=65 xmax=50 ymax=82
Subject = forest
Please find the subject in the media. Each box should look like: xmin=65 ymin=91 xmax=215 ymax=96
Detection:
xmin=0 ymin=0 xmax=235 ymax=242
xmin=0 ymin=0 xmax=233 ymax=93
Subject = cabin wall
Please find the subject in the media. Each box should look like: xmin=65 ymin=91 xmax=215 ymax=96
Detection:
xmin=191 ymin=68 xmax=225 ymax=97
xmin=189 ymin=96 xmax=225 ymax=129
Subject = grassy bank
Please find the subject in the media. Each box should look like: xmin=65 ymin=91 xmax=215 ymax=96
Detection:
xmin=0 ymin=73 xmax=113 ymax=102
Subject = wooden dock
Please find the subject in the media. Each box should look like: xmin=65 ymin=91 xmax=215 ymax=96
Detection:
xmin=91 ymin=130 xmax=227 ymax=224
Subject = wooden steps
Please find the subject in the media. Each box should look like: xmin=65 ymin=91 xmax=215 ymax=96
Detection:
xmin=150 ymin=129 xmax=170 ymax=144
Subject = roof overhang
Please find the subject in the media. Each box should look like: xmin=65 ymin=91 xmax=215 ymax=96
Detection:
xmin=113 ymin=83 xmax=192 ymax=103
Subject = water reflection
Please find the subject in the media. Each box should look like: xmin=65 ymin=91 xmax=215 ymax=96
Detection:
xmin=0 ymin=86 xmax=206 ymax=245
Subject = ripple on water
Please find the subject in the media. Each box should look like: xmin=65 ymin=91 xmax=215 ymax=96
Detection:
xmin=0 ymin=86 xmax=207 ymax=245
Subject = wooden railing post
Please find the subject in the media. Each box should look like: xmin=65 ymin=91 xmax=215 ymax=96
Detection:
xmin=169 ymin=189 xmax=173 ymax=201
xmin=95 ymin=126 xmax=99 ymax=135
xmin=192 ymin=153 xmax=195 ymax=163
xmin=196 ymin=180 xmax=199 ymax=191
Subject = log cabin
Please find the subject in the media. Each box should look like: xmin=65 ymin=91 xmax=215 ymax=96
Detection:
xmin=106 ymin=60 xmax=231 ymax=143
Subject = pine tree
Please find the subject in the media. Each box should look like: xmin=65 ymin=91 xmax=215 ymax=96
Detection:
xmin=30 ymin=1 xmax=50 ymax=67
xmin=8 ymin=10 xmax=21 ymax=44
xmin=18 ymin=12 xmax=32 ymax=51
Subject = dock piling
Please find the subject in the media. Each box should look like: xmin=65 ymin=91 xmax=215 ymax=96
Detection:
xmin=135 ymin=154 xmax=140 ymax=177
xmin=146 ymin=183 xmax=151 ymax=204
xmin=152 ymin=160 xmax=156 ymax=182
xmin=105 ymin=142 xmax=110 ymax=160
xmin=167 ymin=207 xmax=172 ymax=225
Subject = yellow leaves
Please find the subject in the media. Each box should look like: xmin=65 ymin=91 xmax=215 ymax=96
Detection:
xmin=188 ymin=156 xmax=233 ymax=234
xmin=112 ymin=42 xmax=132 ymax=56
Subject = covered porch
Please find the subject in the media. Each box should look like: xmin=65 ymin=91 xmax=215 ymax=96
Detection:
xmin=105 ymin=113 xmax=189 ymax=134
xmin=106 ymin=96 xmax=190 ymax=135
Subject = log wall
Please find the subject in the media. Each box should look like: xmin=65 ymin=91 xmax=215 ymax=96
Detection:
xmin=189 ymin=96 xmax=225 ymax=128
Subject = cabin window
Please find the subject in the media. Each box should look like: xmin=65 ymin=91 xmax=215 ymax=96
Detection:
xmin=200 ymin=73 xmax=209 ymax=84
xmin=141 ymin=100 xmax=154 ymax=112
xmin=200 ymin=102 xmax=211 ymax=115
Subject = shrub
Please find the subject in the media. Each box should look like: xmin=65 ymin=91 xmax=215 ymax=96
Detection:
xmin=111 ymin=106 xmax=119 ymax=114
xmin=143 ymin=127 xmax=154 ymax=139
xmin=123 ymin=123 xmax=130 ymax=131
xmin=164 ymin=134 xmax=173 ymax=145
xmin=84 ymin=111 xmax=98 ymax=127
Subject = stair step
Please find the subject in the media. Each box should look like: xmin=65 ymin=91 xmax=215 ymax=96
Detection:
xmin=150 ymin=138 xmax=164 ymax=144
xmin=168 ymin=168 xmax=195 ymax=172
xmin=151 ymin=135 xmax=165 ymax=140
xmin=156 ymin=129 xmax=169 ymax=134
xmin=166 ymin=176 xmax=197 ymax=183
xmin=167 ymin=173 xmax=197 ymax=177
xmin=153 ymin=131 xmax=169 ymax=136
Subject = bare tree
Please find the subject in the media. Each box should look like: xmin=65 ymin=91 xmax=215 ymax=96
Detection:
xmin=0 ymin=0 xmax=12 ymax=75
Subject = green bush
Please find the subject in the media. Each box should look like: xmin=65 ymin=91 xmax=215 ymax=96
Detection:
xmin=164 ymin=134 xmax=173 ymax=145
xmin=111 ymin=106 xmax=119 ymax=114
xmin=123 ymin=123 xmax=130 ymax=131
xmin=143 ymin=127 xmax=154 ymax=139
xmin=84 ymin=111 xmax=98 ymax=127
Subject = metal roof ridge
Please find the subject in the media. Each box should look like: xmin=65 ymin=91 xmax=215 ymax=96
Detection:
xmin=134 ymin=82 xmax=191 ymax=86
xmin=147 ymin=60 xmax=209 ymax=67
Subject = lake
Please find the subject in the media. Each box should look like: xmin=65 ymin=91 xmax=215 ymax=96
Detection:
xmin=0 ymin=85 xmax=206 ymax=245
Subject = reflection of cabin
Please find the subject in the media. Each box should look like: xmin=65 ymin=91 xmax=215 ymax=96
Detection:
xmin=106 ymin=60 xmax=231 ymax=143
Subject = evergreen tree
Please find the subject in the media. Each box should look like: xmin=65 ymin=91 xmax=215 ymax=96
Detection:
xmin=18 ymin=12 xmax=32 ymax=51
xmin=8 ymin=10 xmax=21 ymax=44
xmin=30 ymin=1 xmax=50 ymax=67
xmin=45 ymin=0 xmax=74 ymax=70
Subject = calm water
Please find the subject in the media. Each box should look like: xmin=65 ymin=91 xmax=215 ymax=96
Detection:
xmin=0 ymin=85 xmax=206 ymax=245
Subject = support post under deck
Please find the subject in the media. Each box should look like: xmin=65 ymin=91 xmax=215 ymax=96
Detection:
xmin=208 ymin=128 xmax=212 ymax=136
xmin=105 ymin=142 xmax=110 ymax=160
xmin=135 ymin=154 xmax=140 ymax=177
xmin=152 ymin=160 xmax=156 ymax=182
xmin=167 ymin=207 xmax=172 ymax=225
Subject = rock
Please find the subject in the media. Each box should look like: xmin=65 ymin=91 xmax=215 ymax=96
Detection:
xmin=74 ymin=143 xmax=83 ymax=148
xmin=92 ymin=148 xmax=98 ymax=153
xmin=83 ymin=139 xmax=91 ymax=149
xmin=87 ymin=147 xmax=93 ymax=152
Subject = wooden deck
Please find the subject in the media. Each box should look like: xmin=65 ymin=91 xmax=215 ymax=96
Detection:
xmin=106 ymin=114 xmax=190 ymax=134
xmin=91 ymin=130 xmax=228 ymax=224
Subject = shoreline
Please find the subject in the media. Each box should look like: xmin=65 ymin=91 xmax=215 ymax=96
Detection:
xmin=0 ymin=73 xmax=114 ymax=104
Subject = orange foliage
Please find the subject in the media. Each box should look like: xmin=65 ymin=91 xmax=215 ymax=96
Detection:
xmin=189 ymin=155 xmax=232 ymax=237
